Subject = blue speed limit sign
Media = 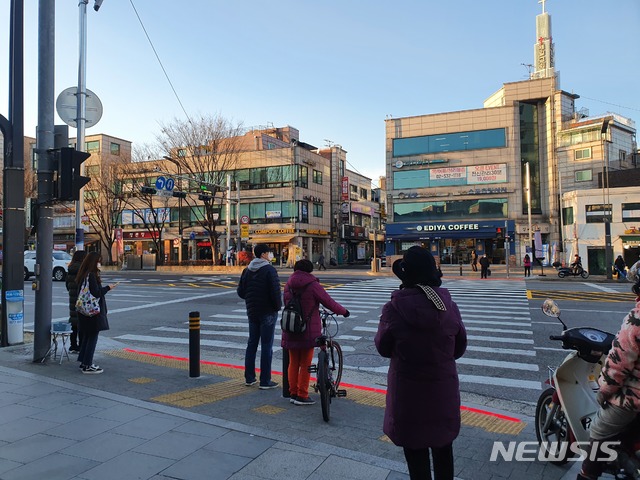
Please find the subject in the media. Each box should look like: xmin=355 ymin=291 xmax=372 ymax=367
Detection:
xmin=165 ymin=178 xmax=175 ymax=191
xmin=155 ymin=176 xmax=166 ymax=190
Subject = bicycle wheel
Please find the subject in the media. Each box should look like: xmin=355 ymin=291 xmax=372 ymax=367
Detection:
xmin=329 ymin=341 xmax=344 ymax=390
xmin=317 ymin=349 xmax=331 ymax=422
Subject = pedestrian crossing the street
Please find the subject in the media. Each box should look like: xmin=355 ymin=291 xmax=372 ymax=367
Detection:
xmin=114 ymin=277 xmax=540 ymax=400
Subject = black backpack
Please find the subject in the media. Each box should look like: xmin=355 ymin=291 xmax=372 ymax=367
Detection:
xmin=280 ymin=284 xmax=309 ymax=333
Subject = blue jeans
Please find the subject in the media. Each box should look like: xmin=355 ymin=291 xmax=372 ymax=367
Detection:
xmin=245 ymin=312 xmax=277 ymax=386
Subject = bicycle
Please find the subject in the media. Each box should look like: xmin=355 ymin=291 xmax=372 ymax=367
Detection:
xmin=308 ymin=307 xmax=346 ymax=422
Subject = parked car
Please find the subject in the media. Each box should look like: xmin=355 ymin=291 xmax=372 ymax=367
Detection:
xmin=24 ymin=250 xmax=72 ymax=281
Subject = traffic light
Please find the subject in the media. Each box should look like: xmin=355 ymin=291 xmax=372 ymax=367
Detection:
xmin=496 ymin=227 xmax=504 ymax=239
xmin=140 ymin=186 xmax=157 ymax=195
xmin=198 ymin=193 xmax=213 ymax=202
xmin=172 ymin=191 xmax=187 ymax=199
xmin=52 ymin=147 xmax=91 ymax=201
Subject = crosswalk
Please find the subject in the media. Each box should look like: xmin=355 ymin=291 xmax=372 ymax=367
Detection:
xmin=114 ymin=277 xmax=540 ymax=400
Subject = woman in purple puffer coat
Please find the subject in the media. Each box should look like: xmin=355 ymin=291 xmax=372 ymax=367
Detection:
xmin=282 ymin=259 xmax=349 ymax=405
xmin=375 ymin=246 xmax=467 ymax=480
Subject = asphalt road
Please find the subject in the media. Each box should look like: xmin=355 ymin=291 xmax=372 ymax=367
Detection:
xmin=21 ymin=271 xmax=636 ymax=410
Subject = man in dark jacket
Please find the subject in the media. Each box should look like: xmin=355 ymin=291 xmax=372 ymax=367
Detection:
xmin=479 ymin=254 xmax=491 ymax=279
xmin=237 ymin=243 xmax=282 ymax=389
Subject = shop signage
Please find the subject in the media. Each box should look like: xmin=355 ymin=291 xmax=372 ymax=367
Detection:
xmin=624 ymin=227 xmax=639 ymax=234
xmin=394 ymin=159 xmax=447 ymax=168
xmin=350 ymin=203 xmax=373 ymax=215
xmin=464 ymin=187 xmax=508 ymax=195
xmin=343 ymin=225 xmax=367 ymax=240
xmin=306 ymin=229 xmax=329 ymax=235
xmin=123 ymin=231 xmax=159 ymax=239
xmin=266 ymin=210 xmax=282 ymax=218
xmin=253 ymin=228 xmax=295 ymax=235
xmin=341 ymin=177 xmax=349 ymax=200
xmin=416 ymin=223 xmax=479 ymax=232
xmin=468 ymin=164 xmax=507 ymax=184
xmin=303 ymin=195 xmax=324 ymax=203
xmin=430 ymin=166 xmax=466 ymax=182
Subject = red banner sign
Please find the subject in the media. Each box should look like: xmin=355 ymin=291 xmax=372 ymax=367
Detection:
xmin=341 ymin=176 xmax=349 ymax=201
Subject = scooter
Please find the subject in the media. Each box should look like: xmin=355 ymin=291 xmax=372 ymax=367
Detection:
xmin=535 ymin=299 xmax=640 ymax=478
xmin=554 ymin=264 xmax=590 ymax=279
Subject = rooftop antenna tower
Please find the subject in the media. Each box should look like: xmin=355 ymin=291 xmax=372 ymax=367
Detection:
xmin=532 ymin=0 xmax=555 ymax=79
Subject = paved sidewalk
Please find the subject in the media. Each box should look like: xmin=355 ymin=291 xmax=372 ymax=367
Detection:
xmin=0 ymin=333 xmax=585 ymax=480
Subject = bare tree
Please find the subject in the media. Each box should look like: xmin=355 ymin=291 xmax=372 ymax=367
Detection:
xmin=156 ymin=114 xmax=244 ymax=265
xmin=84 ymin=155 xmax=130 ymax=265
xmin=119 ymin=152 xmax=171 ymax=264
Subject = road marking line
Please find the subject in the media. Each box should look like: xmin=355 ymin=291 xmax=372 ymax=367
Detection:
xmin=466 ymin=345 xmax=536 ymax=356
xmin=465 ymin=327 xmax=533 ymax=335
xmin=456 ymin=357 xmax=538 ymax=371
xmin=106 ymin=290 xmax=238 ymax=315
xmin=467 ymin=335 xmax=534 ymax=345
xmin=534 ymin=346 xmax=567 ymax=352
xmin=464 ymin=319 xmax=531 ymax=327
xmin=458 ymin=374 xmax=541 ymax=390
xmin=583 ymin=283 xmax=619 ymax=293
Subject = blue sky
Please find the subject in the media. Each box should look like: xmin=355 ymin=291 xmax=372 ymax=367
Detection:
xmin=1 ymin=1 xmax=638 ymax=185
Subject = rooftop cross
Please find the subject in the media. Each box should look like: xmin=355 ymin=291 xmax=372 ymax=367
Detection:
xmin=538 ymin=0 xmax=547 ymax=14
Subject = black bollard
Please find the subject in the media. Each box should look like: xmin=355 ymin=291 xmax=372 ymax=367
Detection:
xmin=189 ymin=311 xmax=200 ymax=378
xmin=282 ymin=348 xmax=290 ymax=398
xmin=459 ymin=261 xmax=463 ymax=276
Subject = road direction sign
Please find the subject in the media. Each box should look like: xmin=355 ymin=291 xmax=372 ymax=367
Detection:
xmin=155 ymin=177 xmax=166 ymax=190
xmin=165 ymin=178 xmax=175 ymax=191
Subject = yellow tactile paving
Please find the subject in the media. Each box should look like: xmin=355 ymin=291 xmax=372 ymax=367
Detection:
xmin=461 ymin=409 xmax=526 ymax=435
xmin=128 ymin=377 xmax=156 ymax=384
xmin=528 ymin=289 xmax=634 ymax=303
xmin=253 ymin=405 xmax=286 ymax=415
xmin=106 ymin=349 xmax=526 ymax=435
xmin=151 ymin=379 xmax=244 ymax=407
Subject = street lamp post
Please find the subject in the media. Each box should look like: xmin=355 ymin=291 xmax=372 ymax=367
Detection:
xmin=602 ymin=120 xmax=613 ymax=280
xmin=163 ymin=156 xmax=182 ymax=263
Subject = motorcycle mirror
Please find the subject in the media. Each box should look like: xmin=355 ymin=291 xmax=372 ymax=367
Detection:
xmin=541 ymin=299 xmax=560 ymax=318
xmin=541 ymin=299 xmax=568 ymax=330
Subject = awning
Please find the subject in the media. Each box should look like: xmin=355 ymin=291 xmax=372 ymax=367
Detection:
xmin=621 ymin=235 xmax=640 ymax=243
xmin=248 ymin=236 xmax=294 ymax=244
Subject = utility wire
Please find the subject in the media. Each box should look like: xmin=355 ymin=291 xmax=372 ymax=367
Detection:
xmin=346 ymin=160 xmax=382 ymax=190
xmin=579 ymin=95 xmax=640 ymax=113
xmin=129 ymin=0 xmax=192 ymax=124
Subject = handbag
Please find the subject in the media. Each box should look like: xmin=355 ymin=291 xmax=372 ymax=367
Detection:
xmin=75 ymin=277 xmax=100 ymax=317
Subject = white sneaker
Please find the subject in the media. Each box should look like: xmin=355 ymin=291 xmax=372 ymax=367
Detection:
xmin=82 ymin=365 xmax=103 ymax=374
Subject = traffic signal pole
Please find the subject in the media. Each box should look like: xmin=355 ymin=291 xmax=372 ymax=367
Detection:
xmin=75 ymin=0 xmax=89 ymax=251
xmin=33 ymin=0 xmax=55 ymax=361
xmin=1 ymin=0 xmax=25 ymax=348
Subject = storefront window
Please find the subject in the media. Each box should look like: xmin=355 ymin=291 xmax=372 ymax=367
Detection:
xmin=622 ymin=203 xmax=640 ymax=222
xmin=393 ymin=128 xmax=506 ymax=157
xmin=393 ymin=198 xmax=507 ymax=222
xmin=520 ymin=103 xmax=542 ymax=215
xmin=298 ymin=166 xmax=308 ymax=188
xmin=393 ymin=169 xmax=429 ymax=189
xmin=586 ymin=204 xmax=612 ymax=223
xmin=562 ymin=207 xmax=574 ymax=225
